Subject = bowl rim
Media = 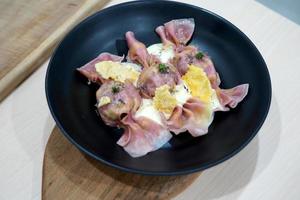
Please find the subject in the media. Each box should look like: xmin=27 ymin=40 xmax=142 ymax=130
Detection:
xmin=45 ymin=0 xmax=272 ymax=176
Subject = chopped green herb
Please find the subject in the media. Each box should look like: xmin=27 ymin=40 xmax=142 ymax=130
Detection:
xmin=158 ymin=63 xmax=169 ymax=73
xmin=112 ymin=85 xmax=120 ymax=94
xmin=195 ymin=52 xmax=204 ymax=60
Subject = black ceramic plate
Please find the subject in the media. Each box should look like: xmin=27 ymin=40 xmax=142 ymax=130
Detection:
xmin=46 ymin=0 xmax=271 ymax=175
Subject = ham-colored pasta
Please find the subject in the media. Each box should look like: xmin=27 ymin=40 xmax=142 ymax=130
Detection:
xmin=96 ymin=80 xmax=141 ymax=126
xmin=77 ymin=52 xmax=124 ymax=84
xmin=137 ymin=64 xmax=181 ymax=98
xmin=77 ymin=18 xmax=249 ymax=157
xmin=125 ymin=31 xmax=150 ymax=68
xmin=117 ymin=113 xmax=172 ymax=157
xmin=166 ymin=97 xmax=214 ymax=137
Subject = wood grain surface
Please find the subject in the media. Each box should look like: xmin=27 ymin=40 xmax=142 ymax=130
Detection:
xmin=0 ymin=0 xmax=109 ymax=102
xmin=42 ymin=127 xmax=201 ymax=200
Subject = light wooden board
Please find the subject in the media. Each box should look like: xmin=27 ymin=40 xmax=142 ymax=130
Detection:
xmin=42 ymin=127 xmax=201 ymax=200
xmin=0 ymin=0 xmax=109 ymax=102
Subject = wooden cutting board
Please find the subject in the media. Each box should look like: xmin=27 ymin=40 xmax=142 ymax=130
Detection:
xmin=42 ymin=127 xmax=201 ymax=200
xmin=0 ymin=0 xmax=109 ymax=102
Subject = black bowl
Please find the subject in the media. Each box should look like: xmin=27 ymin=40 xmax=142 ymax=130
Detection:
xmin=46 ymin=0 xmax=271 ymax=175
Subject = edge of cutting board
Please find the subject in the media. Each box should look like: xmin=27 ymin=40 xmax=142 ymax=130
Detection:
xmin=0 ymin=0 xmax=110 ymax=102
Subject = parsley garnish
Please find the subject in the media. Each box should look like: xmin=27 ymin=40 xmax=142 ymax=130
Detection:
xmin=158 ymin=63 xmax=169 ymax=73
xmin=112 ymin=85 xmax=120 ymax=94
xmin=195 ymin=52 xmax=204 ymax=60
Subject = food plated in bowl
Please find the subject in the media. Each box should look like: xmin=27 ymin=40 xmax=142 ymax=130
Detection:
xmin=45 ymin=1 xmax=271 ymax=175
xmin=77 ymin=18 xmax=249 ymax=158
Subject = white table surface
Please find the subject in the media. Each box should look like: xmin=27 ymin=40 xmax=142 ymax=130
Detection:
xmin=1 ymin=0 xmax=300 ymax=199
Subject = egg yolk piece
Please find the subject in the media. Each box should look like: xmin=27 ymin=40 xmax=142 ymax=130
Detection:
xmin=97 ymin=96 xmax=111 ymax=107
xmin=181 ymin=65 xmax=213 ymax=104
xmin=95 ymin=61 xmax=140 ymax=85
xmin=153 ymin=85 xmax=177 ymax=116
